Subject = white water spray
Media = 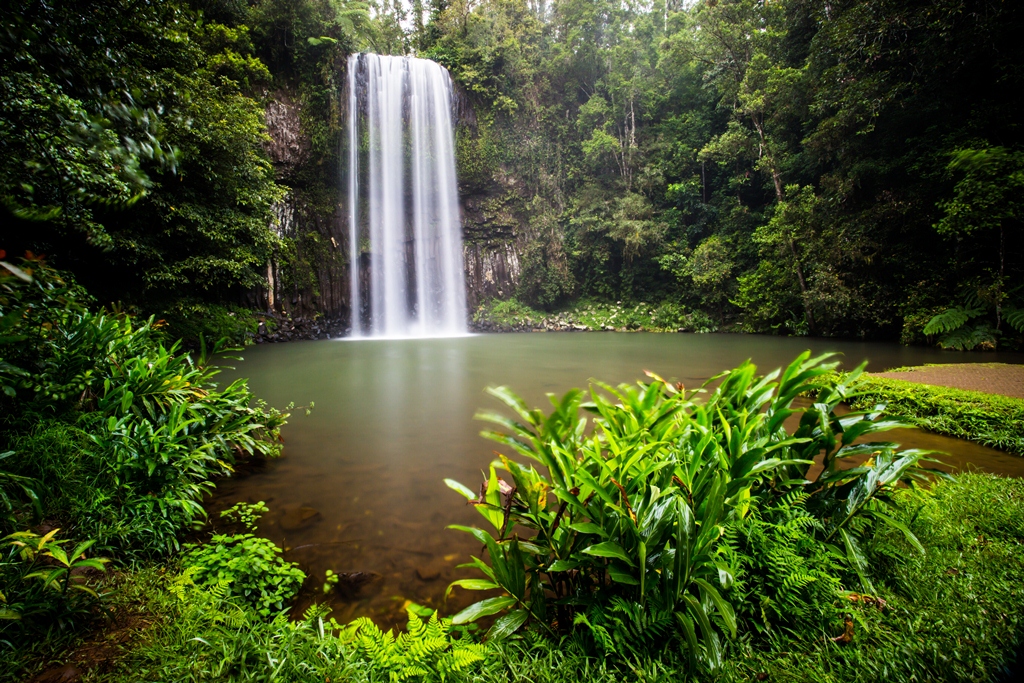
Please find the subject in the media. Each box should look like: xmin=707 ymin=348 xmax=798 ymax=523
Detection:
xmin=346 ymin=53 xmax=468 ymax=338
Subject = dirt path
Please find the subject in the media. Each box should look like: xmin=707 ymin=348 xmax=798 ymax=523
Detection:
xmin=868 ymin=363 xmax=1024 ymax=399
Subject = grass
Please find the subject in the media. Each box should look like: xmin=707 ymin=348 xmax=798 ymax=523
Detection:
xmin=719 ymin=473 xmax=1024 ymax=683
xmin=848 ymin=376 xmax=1024 ymax=454
xmin=14 ymin=474 xmax=1020 ymax=683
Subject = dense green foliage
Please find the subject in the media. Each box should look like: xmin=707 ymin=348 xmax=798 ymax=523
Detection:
xmin=4 ymin=0 xmax=1022 ymax=346
xmin=0 ymin=1 xmax=282 ymax=308
xmin=417 ymin=0 xmax=1024 ymax=343
xmin=11 ymin=472 xmax=1020 ymax=682
xmin=444 ymin=353 xmax=941 ymax=669
xmin=0 ymin=0 xmax=374 ymax=340
xmin=0 ymin=257 xmax=288 ymax=654
xmin=847 ymin=373 xmax=1024 ymax=455
xmin=472 ymin=297 xmax=716 ymax=332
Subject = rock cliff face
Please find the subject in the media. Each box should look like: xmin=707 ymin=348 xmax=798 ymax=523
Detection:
xmin=245 ymin=89 xmax=349 ymax=342
xmin=264 ymin=93 xmax=310 ymax=176
xmin=459 ymin=164 xmax=524 ymax=310
xmin=252 ymin=81 xmax=520 ymax=340
xmin=454 ymin=87 xmax=524 ymax=312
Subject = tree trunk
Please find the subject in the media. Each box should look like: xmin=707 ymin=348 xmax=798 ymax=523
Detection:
xmin=751 ymin=113 xmax=816 ymax=334
xmin=997 ymin=223 xmax=1005 ymax=331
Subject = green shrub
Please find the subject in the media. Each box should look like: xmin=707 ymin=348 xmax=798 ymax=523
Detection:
xmin=444 ymin=353 xmax=940 ymax=671
xmin=183 ymin=533 xmax=306 ymax=618
xmin=0 ymin=529 xmax=109 ymax=642
xmin=0 ymin=257 xmax=290 ymax=556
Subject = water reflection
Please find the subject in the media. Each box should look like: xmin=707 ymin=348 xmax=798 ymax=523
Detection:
xmin=211 ymin=333 xmax=1024 ymax=628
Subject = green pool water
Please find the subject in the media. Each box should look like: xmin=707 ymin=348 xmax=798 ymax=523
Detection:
xmin=212 ymin=332 xmax=1024 ymax=628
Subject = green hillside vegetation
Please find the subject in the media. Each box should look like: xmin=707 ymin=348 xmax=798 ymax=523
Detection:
xmin=2 ymin=0 xmax=1023 ymax=346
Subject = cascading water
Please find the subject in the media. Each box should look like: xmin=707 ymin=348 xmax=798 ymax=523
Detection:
xmin=346 ymin=53 xmax=468 ymax=338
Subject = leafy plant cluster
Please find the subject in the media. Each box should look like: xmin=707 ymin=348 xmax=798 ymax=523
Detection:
xmin=0 ymin=529 xmax=109 ymax=634
xmin=219 ymin=501 xmax=270 ymax=531
xmin=182 ymin=531 xmax=306 ymax=618
xmin=0 ymin=257 xmax=289 ymax=647
xmin=444 ymin=352 xmax=940 ymax=671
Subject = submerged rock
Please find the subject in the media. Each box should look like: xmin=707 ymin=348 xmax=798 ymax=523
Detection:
xmin=279 ymin=504 xmax=321 ymax=531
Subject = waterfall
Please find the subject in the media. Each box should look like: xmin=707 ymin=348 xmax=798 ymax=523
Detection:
xmin=346 ymin=53 xmax=468 ymax=338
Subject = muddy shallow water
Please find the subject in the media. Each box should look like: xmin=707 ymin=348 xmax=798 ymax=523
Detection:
xmin=210 ymin=333 xmax=1024 ymax=629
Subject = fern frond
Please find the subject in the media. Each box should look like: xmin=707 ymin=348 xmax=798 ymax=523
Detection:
xmin=780 ymin=572 xmax=817 ymax=593
xmin=1004 ymin=307 xmax=1024 ymax=333
xmin=440 ymin=645 xmax=487 ymax=674
xmin=167 ymin=565 xmax=200 ymax=601
xmin=923 ymin=307 xmax=982 ymax=335
xmin=207 ymin=577 xmax=232 ymax=602
xmin=939 ymin=323 xmax=996 ymax=350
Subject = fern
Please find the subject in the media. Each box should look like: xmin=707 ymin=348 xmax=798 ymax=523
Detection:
xmin=1004 ymin=306 xmax=1024 ymax=333
xmin=166 ymin=565 xmax=201 ymax=601
xmin=923 ymin=306 xmax=983 ymax=335
xmin=726 ymin=495 xmax=843 ymax=633
xmin=938 ymin=323 xmax=997 ymax=350
xmin=574 ymin=597 xmax=675 ymax=659
xmin=344 ymin=609 xmax=486 ymax=682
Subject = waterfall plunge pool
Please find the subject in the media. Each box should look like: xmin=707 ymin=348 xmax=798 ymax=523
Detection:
xmin=211 ymin=333 xmax=1024 ymax=628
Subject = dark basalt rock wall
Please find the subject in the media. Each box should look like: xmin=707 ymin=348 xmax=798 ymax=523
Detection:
xmin=244 ymin=88 xmax=349 ymax=340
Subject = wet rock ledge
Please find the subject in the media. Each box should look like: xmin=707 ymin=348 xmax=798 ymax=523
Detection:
xmin=254 ymin=312 xmax=347 ymax=343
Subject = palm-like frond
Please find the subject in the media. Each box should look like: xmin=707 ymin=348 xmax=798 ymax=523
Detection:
xmin=923 ymin=306 xmax=983 ymax=335
xmin=939 ymin=323 xmax=997 ymax=350
xmin=1004 ymin=306 xmax=1024 ymax=333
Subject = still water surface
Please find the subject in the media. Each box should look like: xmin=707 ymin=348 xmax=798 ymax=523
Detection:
xmin=212 ymin=333 xmax=1024 ymax=627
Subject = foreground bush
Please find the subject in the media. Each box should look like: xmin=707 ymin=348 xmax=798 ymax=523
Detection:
xmin=444 ymin=352 xmax=939 ymax=671
xmin=8 ymin=474 xmax=1005 ymax=683
xmin=0 ymin=257 xmax=288 ymax=650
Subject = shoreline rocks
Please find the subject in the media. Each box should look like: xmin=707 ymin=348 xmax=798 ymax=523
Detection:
xmin=253 ymin=311 xmax=347 ymax=344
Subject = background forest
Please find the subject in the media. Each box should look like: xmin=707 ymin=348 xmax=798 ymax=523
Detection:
xmin=2 ymin=0 xmax=1023 ymax=346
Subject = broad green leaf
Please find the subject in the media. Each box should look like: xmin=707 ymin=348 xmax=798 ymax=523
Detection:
xmin=445 ymin=579 xmax=499 ymax=598
xmin=444 ymin=479 xmax=477 ymax=500
xmin=608 ymin=568 xmax=640 ymax=585
xmin=546 ymin=559 xmax=579 ymax=572
xmin=486 ymin=608 xmax=528 ymax=640
xmin=451 ymin=596 xmax=517 ymax=624
xmin=581 ymin=541 xmax=635 ymax=566
xmin=567 ymin=522 xmax=605 ymax=536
